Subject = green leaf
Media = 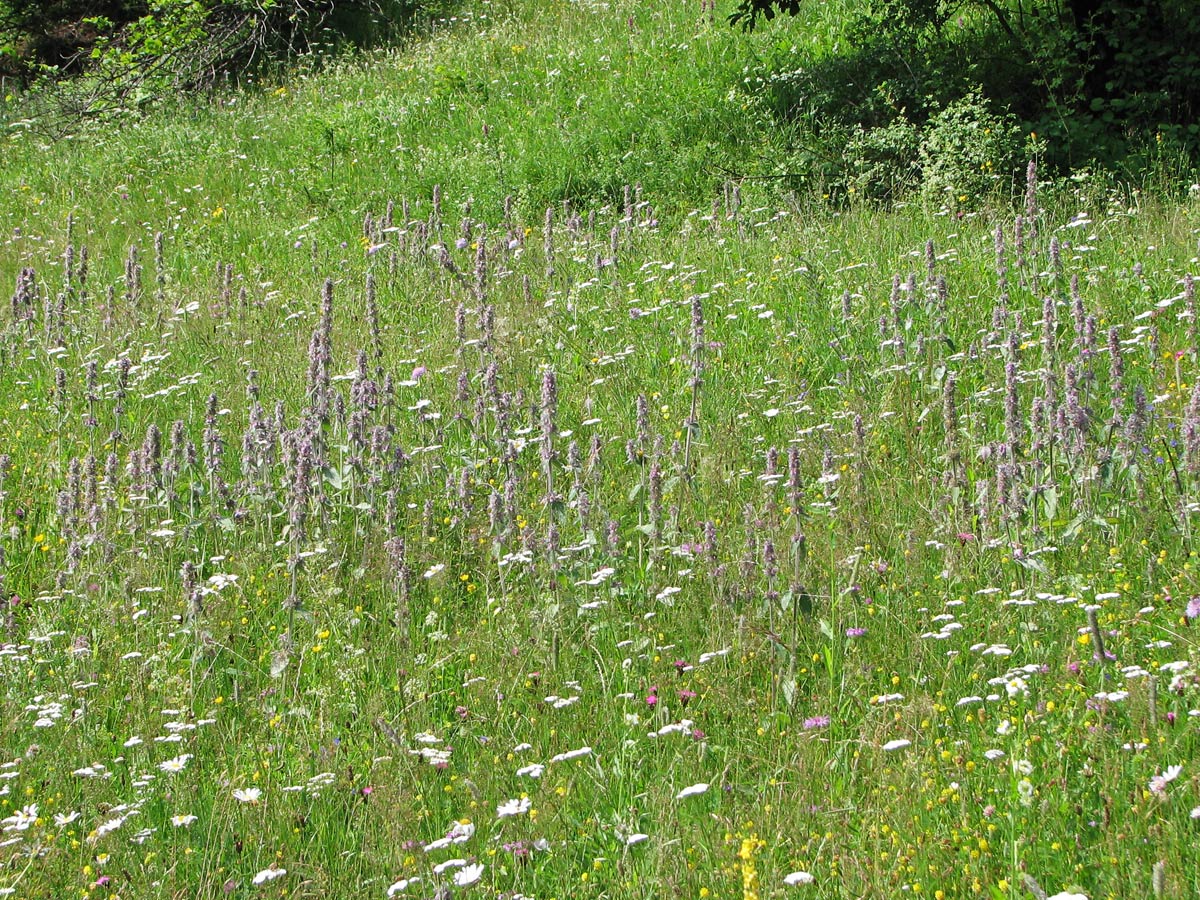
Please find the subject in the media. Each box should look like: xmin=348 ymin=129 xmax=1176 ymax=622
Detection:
xmin=1041 ymin=485 xmax=1057 ymax=521
xmin=781 ymin=677 xmax=797 ymax=707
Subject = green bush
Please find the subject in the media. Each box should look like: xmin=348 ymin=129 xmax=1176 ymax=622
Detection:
xmin=739 ymin=0 xmax=1200 ymax=188
xmin=917 ymin=92 xmax=1023 ymax=207
xmin=844 ymin=116 xmax=921 ymax=202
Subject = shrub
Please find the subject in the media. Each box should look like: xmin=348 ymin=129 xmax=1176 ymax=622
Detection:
xmin=844 ymin=116 xmax=921 ymax=202
xmin=737 ymin=0 xmax=1200 ymax=187
xmin=917 ymin=92 xmax=1023 ymax=206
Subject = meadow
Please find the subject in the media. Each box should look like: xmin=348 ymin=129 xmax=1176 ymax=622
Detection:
xmin=1 ymin=1 xmax=1199 ymax=898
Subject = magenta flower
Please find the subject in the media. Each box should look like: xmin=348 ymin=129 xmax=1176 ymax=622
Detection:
xmin=803 ymin=715 xmax=830 ymax=730
xmin=845 ymin=627 xmax=867 ymax=638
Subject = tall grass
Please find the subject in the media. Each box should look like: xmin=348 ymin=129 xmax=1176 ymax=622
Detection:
xmin=1 ymin=1 xmax=1199 ymax=899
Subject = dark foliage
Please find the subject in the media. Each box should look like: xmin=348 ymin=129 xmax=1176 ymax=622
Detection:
xmin=0 ymin=0 xmax=430 ymax=82
xmin=0 ymin=0 xmax=442 ymax=136
xmin=731 ymin=0 xmax=1200 ymax=182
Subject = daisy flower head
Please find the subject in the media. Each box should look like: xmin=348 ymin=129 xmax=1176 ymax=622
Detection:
xmin=1149 ymin=764 xmax=1182 ymax=795
xmin=387 ymin=877 xmax=421 ymax=896
xmin=1 ymin=805 xmax=37 ymax=832
xmin=496 ymin=797 xmax=530 ymax=818
xmin=158 ymin=754 xmax=192 ymax=773
xmin=233 ymin=787 xmax=263 ymax=803
xmin=424 ymin=820 xmax=476 ymax=852
xmin=171 ymin=814 xmax=198 ymax=828
xmin=453 ymin=863 xmax=484 ymax=887
xmin=549 ymin=746 xmax=591 ymax=764
xmin=784 ymin=871 xmax=815 ymax=886
xmin=251 ymin=866 xmax=287 ymax=885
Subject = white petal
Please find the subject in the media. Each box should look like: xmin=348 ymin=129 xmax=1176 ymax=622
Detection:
xmin=251 ymin=867 xmax=286 ymax=885
xmin=784 ymin=871 xmax=815 ymax=885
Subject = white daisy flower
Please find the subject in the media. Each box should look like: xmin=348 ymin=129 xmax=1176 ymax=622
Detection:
xmin=158 ymin=754 xmax=192 ymax=773
xmin=496 ymin=798 xmax=531 ymax=818
xmin=251 ymin=867 xmax=286 ymax=885
xmin=453 ymin=863 xmax=484 ymax=887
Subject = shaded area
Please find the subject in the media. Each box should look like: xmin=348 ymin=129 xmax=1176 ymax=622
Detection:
xmin=739 ymin=0 xmax=1200 ymax=195
xmin=0 ymin=0 xmax=455 ymax=137
xmin=0 ymin=0 xmax=439 ymax=79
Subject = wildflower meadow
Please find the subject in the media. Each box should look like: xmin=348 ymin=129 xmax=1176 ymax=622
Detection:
xmin=1 ymin=1 xmax=1199 ymax=899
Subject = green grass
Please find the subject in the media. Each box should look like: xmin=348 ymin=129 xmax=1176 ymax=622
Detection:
xmin=1 ymin=1 xmax=1200 ymax=899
